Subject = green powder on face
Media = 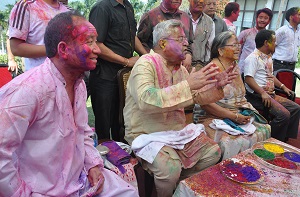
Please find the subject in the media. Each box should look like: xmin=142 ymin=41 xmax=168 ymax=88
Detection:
xmin=254 ymin=149 xmax=275 ymax=160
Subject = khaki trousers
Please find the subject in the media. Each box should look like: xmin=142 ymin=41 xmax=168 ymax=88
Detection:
xmin=138 ymin=133 xmax=221 ymax=197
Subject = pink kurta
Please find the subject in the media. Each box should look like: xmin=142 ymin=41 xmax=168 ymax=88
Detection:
xmin=0 ymin=58 xmax=137 ymax=197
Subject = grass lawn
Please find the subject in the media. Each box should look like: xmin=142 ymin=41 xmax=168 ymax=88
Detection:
xmin=86 ymin=97 xmax=95 ymax=128
xmin=296 ymin=80 xmax=300 ymax=95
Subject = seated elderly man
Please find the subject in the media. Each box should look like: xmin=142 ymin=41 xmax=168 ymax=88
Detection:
xmin=124 ymin=19 xmax=236 ymax=197
xmin=0 ymin=11 xmax=138 ymax=197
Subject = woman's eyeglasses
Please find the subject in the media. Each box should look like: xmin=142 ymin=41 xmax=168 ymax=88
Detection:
xmin=224 ymin=43 xmax=241 ymax=48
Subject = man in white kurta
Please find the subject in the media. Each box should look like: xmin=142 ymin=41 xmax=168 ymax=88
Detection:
xmin=0 ymin=11 xmax=138 ymax=197
xmin=124 ymin=19 xmax=237 ymax=197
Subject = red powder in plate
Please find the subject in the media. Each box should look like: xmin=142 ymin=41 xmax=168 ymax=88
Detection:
xmin=267 ymin=157 xmax=297 ymax=169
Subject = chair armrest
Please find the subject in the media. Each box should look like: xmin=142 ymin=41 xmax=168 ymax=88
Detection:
xmin=274 ymin=87 xmax=295 ymax=101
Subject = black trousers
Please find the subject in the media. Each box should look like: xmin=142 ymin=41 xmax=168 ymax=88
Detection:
xmin=89 ymin=73 xmax=120 ymax=140
xmin=273 ymin=59 xmax=296 ymax=72
xmin=246 ymin=92 xmax=300 ymax=142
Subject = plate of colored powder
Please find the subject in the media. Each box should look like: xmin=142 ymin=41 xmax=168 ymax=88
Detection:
xmin=263 ymin=143 xmax=284 ymax=154
xmin=267 ymin=157 xmax=297 ymax=169
xmin=283 ymin=152 xmax=300 ymax=163
xmin=220 ymin=158 xmax=263 ymax=184
xmin=253 ymin=149 xmax=275 ymax=160
xmin=252 ymin=142 xmax=300 ymax=174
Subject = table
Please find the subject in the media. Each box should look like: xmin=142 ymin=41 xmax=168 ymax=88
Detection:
xmin=173 ymin=138 xmax=300 ymax=197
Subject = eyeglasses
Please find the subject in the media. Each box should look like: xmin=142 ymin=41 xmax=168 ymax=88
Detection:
xmin=163 ymin=36 xmax=188 ymax=43
xmin=224 ymin=43 xmax=241 ymax=48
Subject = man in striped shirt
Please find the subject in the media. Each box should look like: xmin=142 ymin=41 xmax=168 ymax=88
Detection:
xmin=8 ymin=0 xmax=69 ymax=71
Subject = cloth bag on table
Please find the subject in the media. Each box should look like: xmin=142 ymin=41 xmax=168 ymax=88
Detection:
xmin=101 ymin=141 xmax=131 ymax=174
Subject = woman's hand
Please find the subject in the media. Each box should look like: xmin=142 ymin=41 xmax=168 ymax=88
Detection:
xmin=215 ymin=65 xmax=238 ymax=88
xmin=234 ymin=113 xmax=251 ymax=125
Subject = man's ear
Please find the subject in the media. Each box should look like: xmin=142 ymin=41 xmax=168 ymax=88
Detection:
xmin=159 ymin=39 xmax=167 ymax=49
xmin=57 ymin=41 xmax=68 ymax=59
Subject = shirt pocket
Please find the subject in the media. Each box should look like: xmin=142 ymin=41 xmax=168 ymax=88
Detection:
xmin=110 ymin=22 xmax=125 ymax=40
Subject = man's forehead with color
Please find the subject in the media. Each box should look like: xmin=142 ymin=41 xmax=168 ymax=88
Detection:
xmin=71 ymin=18 xmax=98 ymax=42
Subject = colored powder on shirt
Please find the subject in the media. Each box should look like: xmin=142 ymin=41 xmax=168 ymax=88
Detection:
xmin=222 ymin=160 xmax=261 ymax=182
xmin=254 ymin=149 xmax=275 ymax=160
xmin=263 ymin=143 xmax=284 ymax=154
xmin=267 ymin=157 xmax=297 ymax=169
xmin=283 ymin=152 xmax=300 ymax=163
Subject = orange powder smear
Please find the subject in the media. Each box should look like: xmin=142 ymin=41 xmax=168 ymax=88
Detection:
xmin=263 ymin=143 xmax=284 ymax=154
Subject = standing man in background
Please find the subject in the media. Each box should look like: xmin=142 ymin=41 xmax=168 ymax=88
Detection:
xmin=137 ymin=0 xmax=193 ymax=70
xmin=223 ymin=2 xmax=240 ymax=33
xmin=272 ymin=7 xmax=300 ymax=71
xmin=238 ymin=8 xmax=273 ymax=73
xmin=89 ymin=0 xmax=147 ymax=141
xmin=8 ymin=0 xmax=70 ymax=71
xmin=187 ymin=0 xmax=215 ymax=69
xmin=203 ymin=0 xmax=228 ymax=36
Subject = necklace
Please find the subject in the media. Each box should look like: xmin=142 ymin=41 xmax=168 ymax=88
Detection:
xmin=217 ymin=57 xmax=226 ymax=71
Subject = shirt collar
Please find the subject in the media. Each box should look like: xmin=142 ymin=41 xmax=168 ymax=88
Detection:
xmin=287 ymin=23 xmax=299 ymax=31
xmin=211 ymin=14 xmax=216 ymax=21
xmin=159 ymin=3 xmax=182 ymax=15
xmin=254 ymin=48 xmax=272 ymax=59
xmin=187 ymin=10 xmax=203 ymax=23
xmin=110 ymin=0 xmax=128 ymax=7
xmin=150 ymin=49 xmax=167 ymax=64
xmin=46 ymin=58 xmax=84 ymax=87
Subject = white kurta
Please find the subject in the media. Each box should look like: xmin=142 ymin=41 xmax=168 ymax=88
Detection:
xmin=0 ymin=58 xmax=138 ymax=197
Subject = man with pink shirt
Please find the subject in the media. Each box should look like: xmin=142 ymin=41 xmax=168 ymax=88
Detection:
xmin=238 ymin=8 xmax=273 ymax=73
xmin=8 ymin=0 xmax=70 ymax=71
xmin=223 ymin=2 xmax=240 ymax=33
xmin=0 ymin=11 xmax=138 ymax=197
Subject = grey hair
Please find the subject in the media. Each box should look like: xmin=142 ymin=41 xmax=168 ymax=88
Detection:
xmin=153 ymin=19 xmax=183 ymax=47
xmin=211 ymin=31 xmax=236 ymax=59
